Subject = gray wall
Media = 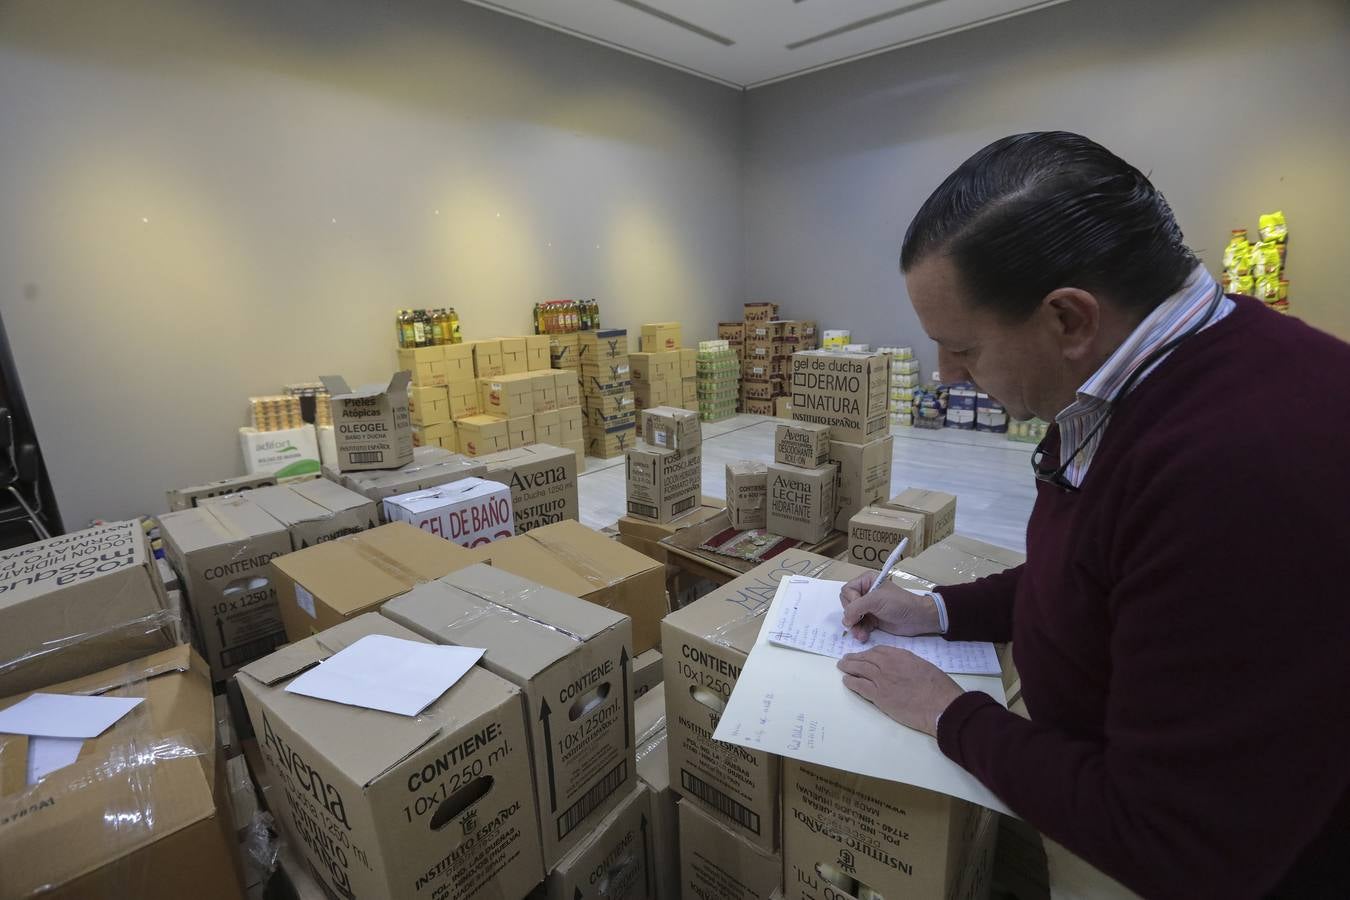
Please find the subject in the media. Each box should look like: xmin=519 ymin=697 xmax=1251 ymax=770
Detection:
xmin=0 ymin=0 xmax=744 ymax=528
xmin=744 ymin=0 xmax=1350 ymax=381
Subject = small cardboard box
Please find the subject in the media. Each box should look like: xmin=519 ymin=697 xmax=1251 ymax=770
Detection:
xmin=587 ymin=423 xmax=637 ymax=459
xmin=468 ymin=519 xmax=666 ymax=653
xmin=579 ymin=329 xmax=629 ymax=364
xmin=679 ymin=800 xmax=782 ymax=900
xmin=508 ymin=415 xmax=536 ymax=448
xmin=774 ymin=422 xmax=831 ymax=468
xmin=160 ymin=496 xmax=293 ymax=681
xmin=479 ymin=372 xmax=535 ymax=419
xmin=269 ymin=521 xmax=476 ymax=641
xmin=631 ymin=648 xmax=664 ymax=702
xmin=583 ymin=362 xmax=634 ymax=393
xmin=456 ymin=414 xmax=511 ymax=457
xmin=884 ymin=487 xmax=958 ymax=549
xmin=333 ymin=446 xmax=486 ymax=507
xmin=533 ymin=409 xmax=563 ymax=444
xmin=635 ymin=380 xmax=673 ymax=410
xmin=321 ymin=373 xmax=414 ymax=472
xmin=726 ymin=461 xmax=768 ymax=530
xmin=468 ymin=338 xmax=506 ymax=377
xmin=383 ymin=476 xmax=515 ymax=549
xmin=718 ymin=322 xmax=744 ymax=342
xmin=663 ymin=550 xmax=862 ymax=854
xmin=243 ymin=480 xmax=378 ymax=549
xmin=397 ymin=344 xmax=448 ymax=386
xmin=444 ymin=342 xmax=475 ymax=381
xmin=560 ymin=406 xmax=585 ymax=444
xmin=237 ymin=614 xmax=543 ymax=900
xmin=631 ymin=350 xmax=680 ymax=382
xmin=0 ymin=646 xmax=244 ymax=900
xmin=239 ymin=424 xmax=321 ymax=481
xmin=526 ymin=333 xmax=552 ymax=371
xmin=626 ymin=445 xmax=703 ymax=524
xmin=615 ymin=502 xmax=724 ymax=569
xmin=679 ymin=348 xmax=698 ymax=379
xmin=642 ymin=405 xmax=702 ymax=451
xmin=408 ymin=384 xmax=450 ymax=425
xmin=766 ymin=462 xmax=837 ymax=543
xmin=411 ymin=420 xmax=455 ymax=450
xmin=499 ymin=336 xmax=529 ymax=374
xmin=641 ymin=322 xmax=683 ymax=352
xmin=554 ymin=370 xmax=582 ymax=408
xmin=636 ymin=689 xmax=680 ymax=900
xmin=848 ymin=505 xmax=924 ymax=570
xmin=830 ymin=436 xmax=894 ymax=531
xmin=745 ymin=398 xmax=776 ymax=416
xmin=550 ymin=333 xmax=581 ymax=368
xmin=742 ymin=376 xmax=773 ymax=399
xmin=744 ymin=302 xmax=779 ymax=324
xmin=531 ymin=370 xmax=559 ymax=412
xmin=0 ymin=520 xmax=178 ymax=700
xmin=545 ymin=786 xmax=653 ymax=900
xmin=446 ymin=378 xmax=482 ymax=419
xmin=896 ymin=534 xmax=1025 ymax=587
xmin=774 ymin=397 xmax=794 ymax=419
xmin=480 ymin=443 xmax=579 ymax=534
xmin=383 ymin=564 xmax=635 ymax=868
xmin=782 ymin=758 xmax=994 ymax=900
xmin=790 ymin=351 xmax=889 ymax=443
xmin=166 ymin=472 xmax=278 ymax=511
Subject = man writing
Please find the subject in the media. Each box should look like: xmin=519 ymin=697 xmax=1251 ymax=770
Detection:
xmin=836 ymin=132 xmax=1349 ymax=898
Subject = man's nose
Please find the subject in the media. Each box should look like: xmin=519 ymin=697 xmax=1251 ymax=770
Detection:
xmin=937 ymin=348 xmax=969 ymax=385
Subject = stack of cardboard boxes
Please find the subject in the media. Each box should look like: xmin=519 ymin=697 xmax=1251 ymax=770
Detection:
xmin=734 ymin=303 xmax=819 ymax=416
xmin=625 ymin=406 xmax=704 ymax=526
xmin=632 ymin=322 xmax=699 ymax=414
xmin=399 ymin=341 xmax=479 ymax=452
xmin=766 ymin=422 xmax=837 ymax=543
xmin=580 ymin=328 xmax=637 ymax=459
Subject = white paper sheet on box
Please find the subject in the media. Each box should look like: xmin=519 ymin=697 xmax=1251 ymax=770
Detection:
xmin=713 ymin=577 xmax=1014 ymax=816
xmin=0 ymin=693 xmax=144 ymax=739
xmin=285 ymin=634 xmax=485 ymax=716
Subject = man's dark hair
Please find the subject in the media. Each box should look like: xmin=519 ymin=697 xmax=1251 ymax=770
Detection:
xmin=900 ymin=131 xmax=1198 ymax=320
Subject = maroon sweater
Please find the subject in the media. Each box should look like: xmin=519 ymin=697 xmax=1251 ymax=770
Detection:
xmin=935 ymin=296 xmax=1350 ymax=899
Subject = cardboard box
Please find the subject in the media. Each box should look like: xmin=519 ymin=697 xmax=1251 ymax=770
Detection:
xmin=774 ymin=422 xmax=831 ymax=468
xmin=446 ymin=378 xmax=481 ymax=419
xmin=848 ymin=505 xmax=924 ymax=570
xmin=383 ymin=565 xmax=635 ymax=867
xmin=587 ymin=424 xmax=637 ymax=459
xmin=444 ymin=342 xmax=475 ymax=381
xmin=239 ymin=424 xmax=321 ymax=481
xmin=550 ymin=333 xmax=581 ymax=368
xmin=499 ymin=336 xmax=529 ymax=374
xmin=243 ymin=480 xmax=378 ymax=549
xmin=508 ymin=415 xmax=537 ymax=448
xmin=0 ymin=520 xmax=178 ymax=699
xmin=456 ymin=414 xmax=511 ymax=457
xmin=718 ymin=322 xmax=744 ymax=342
xmin=398 ymin=344 xmax=448 ymax=386
xmin=745 ymin=398 xmax=775 ymax=416
xmin=775 ymin=397 xmax=794 ymax=419
xmin=896 ymin=534 xmax=1025 ymax=588
xmin=631 ymin=350 xmax=681 ymax=382
xmin=270 ymin=521 xmax=476 ymax=641
xmin=679 ymin=800 xmax=782 ymax=900
xmin=160 ymin=497 xmax=292 ymax=681
xmin=830 ymin=436 xmax=894 ymax=531
xmin=530 ymin=370 xmax=559 ymax=412
xmin=726 ymin=461 xmax=768 ymax=531
xmin=542 ymin=787 xmax=653 ymax=900
xmin=167 ymin=472 xmax=277 ymax=511
xmin=583 ymin=362 xmax=633 ymax=393
xmin=766 ymin=462 xmax=837 ymax=543
xmin=237 ymin=614 xmax=543 ymax=900
xmin=479 ymin=372 xmax=535 ymax=419
xmin=578 ymin=329 xmax=629 ymax=365
xmin=321 ymin=373 xmax=414 ymax=472
xmin=636 ymin=689 xmax=680 ymax=900
xmin=744 ymin=302 xmax=779 ymax=324
xmin=554 ymin=370 xmax=582 ymax=408
xmin=742 ymin=376 xmax=772 ymax=399
xmin=469 ymin=520 xmax=666 ymax=653
xmin=782 ymin=758 xmax=994 ymax=900
xmin=642 ymin=405 xmax=702 ymax=451
xmin=631 ymin=648 xmax=664 ymax=702
xmin=679 ymin=348 xmax=698 ymax=380
xmin=641 ymin=322 xmax=682 ymax=352
xmin=526 ymin=333 xmax=552 ymax=371
xmin=333 ymin=447 xmax=486 ymax=507
xmin=411 ymin=420 xmax=455 ymax=450
xmin=626 ymin=445 xmax=702 ymax=524
xmin=560 ymin=406 xmax=585 ymax=444
xmin=615 ymin=502 xmax=724 ymax=568
xmin=480 ymin=443 xmax=579 ymax=534
xmin=790 ymin=351 xmax=889 ymax=443
xmin=408 ymin=384 xmax=450 ymax=425
xmin=468 ymin=338 xmax=505 ymax=377
xmin=533 ymin=409 xmax=563 ymax=444
xmin=634 ymin=380 xmax=673 ymax=410
xmin=0 ymin=646 xmax=244 ymax=900
xmin=884 ymin=488 xmax=958 ymax=549
xmin=383 ymin=476 xmax=515 ymax=549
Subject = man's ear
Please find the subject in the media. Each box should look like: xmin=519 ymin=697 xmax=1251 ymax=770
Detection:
xmin=1042 ymin=288 xmax=1100 ymax=361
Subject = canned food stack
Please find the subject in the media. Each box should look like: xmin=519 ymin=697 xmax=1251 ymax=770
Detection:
xmin=696 ymin=339 xmax=740 ymax=422
xmin=1221 ymin=211 xmax=1289 ymax=314
xmin=880 ymin=347 xmax=920 ymax=427
xmin=249 ymin=394 xmax=305 ymax=432
xmin=1007 ymin=418 xmax=1050 ymax=444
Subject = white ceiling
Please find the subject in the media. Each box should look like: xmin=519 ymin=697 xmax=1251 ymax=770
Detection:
xmin=463 ymin=0 xmax=1073 ymax=89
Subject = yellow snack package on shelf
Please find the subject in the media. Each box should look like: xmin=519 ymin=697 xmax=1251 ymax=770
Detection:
xmin=1258 ymin=210 xmax=1287 ymax=243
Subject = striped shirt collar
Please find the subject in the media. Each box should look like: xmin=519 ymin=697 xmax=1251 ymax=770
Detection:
xmin=1054 ymin=265 xmax=1232 ymax=486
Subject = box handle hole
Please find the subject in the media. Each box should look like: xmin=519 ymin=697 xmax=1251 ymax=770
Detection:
xmin=431 ymin=775 xmax=493 ymax=831
xmin=568 ymin=682 xmax=611 ymax=721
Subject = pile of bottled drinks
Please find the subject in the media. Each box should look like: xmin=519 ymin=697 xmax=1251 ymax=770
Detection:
xmin=533 ymin=299 xmax=602 ymax=334
xmin=395 ymin=309 xmax=462 ymax=347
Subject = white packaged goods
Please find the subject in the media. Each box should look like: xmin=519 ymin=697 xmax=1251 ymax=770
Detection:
xmin=382 ymin=476 xmax=514 ymax=549
xmin=239 ymin=424 xmax=320 ymax=481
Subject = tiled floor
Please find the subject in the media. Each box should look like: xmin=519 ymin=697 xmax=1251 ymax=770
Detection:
xmin=579 ymin=414 xmax=1036 ymax=552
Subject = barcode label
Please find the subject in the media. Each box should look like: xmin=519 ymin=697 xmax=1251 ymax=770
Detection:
xmin=348 ymin=450 xmax=384 ymax=464
xmin=672 ymin=495 xmax=696 ymax=516
xmin=680 ymin=769 xmax=761 ymax=835
xmin=628 ymin=501 xmax=659 ymax=519
xmin=557 ymin=761 xmax=627 ymax=840
xmin=221 ymin=630 xmax=288 ymax=669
